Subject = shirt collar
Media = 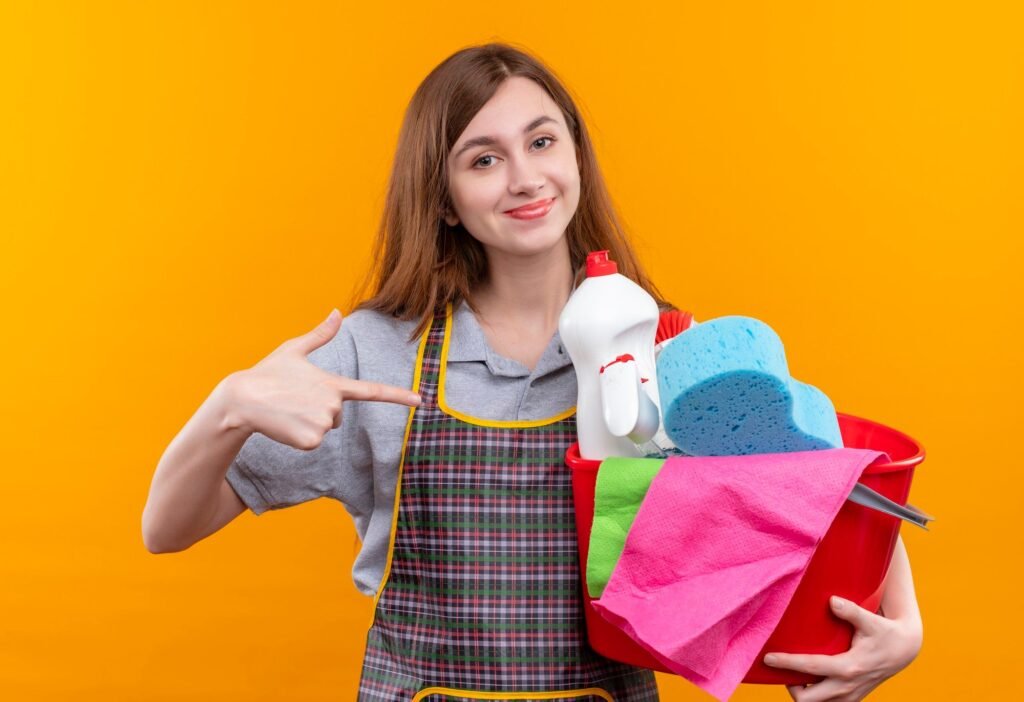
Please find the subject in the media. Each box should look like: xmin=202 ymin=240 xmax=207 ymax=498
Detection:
xmin=447 ymin=299 xmax=574 ymax=378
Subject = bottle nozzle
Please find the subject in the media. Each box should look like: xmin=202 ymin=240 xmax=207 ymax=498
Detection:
xmin=586 ymin=250 xmax=618 ymax=277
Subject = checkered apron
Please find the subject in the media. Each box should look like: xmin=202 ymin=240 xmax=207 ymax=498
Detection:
xmin=357 ymin=306 xmax=660 ymax=701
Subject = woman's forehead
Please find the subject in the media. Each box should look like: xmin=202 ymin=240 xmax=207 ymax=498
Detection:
xmin=451 ymin=78 xmax=566 ymax=154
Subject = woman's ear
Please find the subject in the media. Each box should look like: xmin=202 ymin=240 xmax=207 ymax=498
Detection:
xmin=442 ymin=205 xmax=459 ymax=227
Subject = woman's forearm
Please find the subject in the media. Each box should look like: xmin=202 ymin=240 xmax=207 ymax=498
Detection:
xmin=142 ymin=374 xmax=251 ymax=553
xmin=881 ymin=535 xmax=923 ymax=638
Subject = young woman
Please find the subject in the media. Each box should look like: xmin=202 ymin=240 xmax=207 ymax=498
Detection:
xmin=143 ymin=43 xmax=923 ymax=701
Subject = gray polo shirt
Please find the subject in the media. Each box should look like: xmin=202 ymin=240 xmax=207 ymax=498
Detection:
xmin=225 ymin=300 xmax=578 ymax=597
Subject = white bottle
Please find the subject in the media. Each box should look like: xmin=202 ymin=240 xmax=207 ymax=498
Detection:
xmin=559 ymin=251 xmax=672 ymax=460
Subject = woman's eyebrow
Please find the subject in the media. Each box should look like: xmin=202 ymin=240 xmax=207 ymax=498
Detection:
xmin=453 ymin=115 xmax=559 ymax=160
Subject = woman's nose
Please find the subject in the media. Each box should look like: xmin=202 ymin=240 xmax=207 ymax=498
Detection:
xmin=506 ymin=154 xmax=544 ymax=194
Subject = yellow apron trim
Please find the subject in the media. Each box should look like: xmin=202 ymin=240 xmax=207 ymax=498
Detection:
xmin=412 ymin=686 xmax=614 ymax=701
xmin=367 ymin=319 xmax=431 ymax=628
xmin=437 ymin=302 xmax=577 ymax=428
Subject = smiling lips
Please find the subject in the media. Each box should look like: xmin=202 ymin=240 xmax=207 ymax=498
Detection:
xmin=504 ymin=197 xmax=556 ymax=220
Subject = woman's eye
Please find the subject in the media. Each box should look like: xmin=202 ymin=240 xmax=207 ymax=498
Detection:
xmin=472 ymin=137 xmax=555 ymax=169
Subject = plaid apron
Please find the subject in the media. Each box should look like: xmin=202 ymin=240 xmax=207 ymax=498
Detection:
xmin=357 ymin=304 xmax=660 ymax=701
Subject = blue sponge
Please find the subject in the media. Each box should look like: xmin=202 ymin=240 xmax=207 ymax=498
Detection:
xmin=656 ymin=316 xmax=842 ymax=456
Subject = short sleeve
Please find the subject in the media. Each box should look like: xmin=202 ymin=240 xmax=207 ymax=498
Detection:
xmin=225 ymin=318 xmax=374 ymax=516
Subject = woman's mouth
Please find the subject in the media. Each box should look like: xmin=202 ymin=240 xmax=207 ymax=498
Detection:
xmin=504 ymin=197 xmax=556 ymax=220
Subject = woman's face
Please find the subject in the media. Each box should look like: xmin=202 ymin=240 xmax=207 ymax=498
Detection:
xmin=445 ymin=76 xmax=581 ymax=260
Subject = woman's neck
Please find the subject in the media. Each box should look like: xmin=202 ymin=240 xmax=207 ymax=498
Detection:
xmin=472 ymin=240 xmax=574 ymax=333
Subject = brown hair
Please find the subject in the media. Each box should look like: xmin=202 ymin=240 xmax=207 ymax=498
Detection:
xmin=351 ymin=42 xmax=672 ymax=341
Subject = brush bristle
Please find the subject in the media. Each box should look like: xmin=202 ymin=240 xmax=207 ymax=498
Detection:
xmin=656 ymin=309 xmax=694 ymax=345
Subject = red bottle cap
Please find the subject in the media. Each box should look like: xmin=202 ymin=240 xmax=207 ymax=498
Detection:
xmin=586 ymin=250 xmax=618 ymax=277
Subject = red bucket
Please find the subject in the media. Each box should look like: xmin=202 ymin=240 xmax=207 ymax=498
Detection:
xmin=567 ymin=412 xmax=925 ymax=686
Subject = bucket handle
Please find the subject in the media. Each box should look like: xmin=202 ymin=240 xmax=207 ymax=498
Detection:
xmin=848 ymin=483 xmax=935 ymax=531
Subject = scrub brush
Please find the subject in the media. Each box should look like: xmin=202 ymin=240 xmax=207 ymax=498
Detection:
xmin=654 ymin=309 xmax=694 ymax=357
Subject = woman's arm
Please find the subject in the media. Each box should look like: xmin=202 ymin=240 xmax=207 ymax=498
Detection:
xmin=141 ymin=374 xmax=252 ymax=553
xmin=142 ymin=311 xmax=421 ymax=554
xmin=880 ymin=535 xmax=923 ymax=635
xmin=764 ymin=534 xmax=924 ymax=700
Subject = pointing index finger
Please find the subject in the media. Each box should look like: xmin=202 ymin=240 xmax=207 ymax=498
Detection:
xmin=335 ymin=377 xmax=422 ymax=407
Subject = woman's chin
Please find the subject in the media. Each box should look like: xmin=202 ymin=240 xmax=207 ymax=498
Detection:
xmin=498 ymin=228 xmax=568 ymax=257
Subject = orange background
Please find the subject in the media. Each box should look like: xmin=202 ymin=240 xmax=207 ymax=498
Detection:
xmin=2 ymin=1 xmax=1021 ymax=699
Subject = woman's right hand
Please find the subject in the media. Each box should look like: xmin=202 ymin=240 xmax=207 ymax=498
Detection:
xmin=221 ymin=309 xmax=422 ymax=451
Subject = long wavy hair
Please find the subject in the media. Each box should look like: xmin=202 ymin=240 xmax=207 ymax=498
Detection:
xmin=352 ymin=42 xmax=671 ymax=340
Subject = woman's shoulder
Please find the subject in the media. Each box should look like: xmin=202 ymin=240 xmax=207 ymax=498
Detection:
xmin=341 ymin=307 xmax=422 ymax=347
xmin=332 ymin=308 xmax=423 ymax=383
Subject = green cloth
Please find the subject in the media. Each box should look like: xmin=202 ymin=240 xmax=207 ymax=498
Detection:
xmin=586 ymin=456 xmax=666 ymax=598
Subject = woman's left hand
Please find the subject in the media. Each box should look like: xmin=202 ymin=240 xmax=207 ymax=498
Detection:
xmin=762 ymin=595 xmax=923 ymax=701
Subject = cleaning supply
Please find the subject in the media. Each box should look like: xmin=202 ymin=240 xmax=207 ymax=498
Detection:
xmin=588 ymin=459 xmax=934 ymax=600
xmin=586 ymin=456 xmax=665 ymax=598
xmin=599 ymin=354 xmax=661 ymax=449
xmin=656 ymin=315 xmax=842 ymax=455
xmin=588 ymin=455 xmax=933 ymax=601
xmin=591 ymin=448 xmax=888 ymax=702
xmin=654 ymin=309 xmax=696 ymax=357
xmin=569 ymin=414 xmax=932 ymax=688
xmin=559 ymin=250 xmax=672 ymax=459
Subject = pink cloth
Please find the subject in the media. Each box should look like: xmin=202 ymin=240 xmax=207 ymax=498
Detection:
xmin=591 ymin=448 xmax=887 ymax=701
